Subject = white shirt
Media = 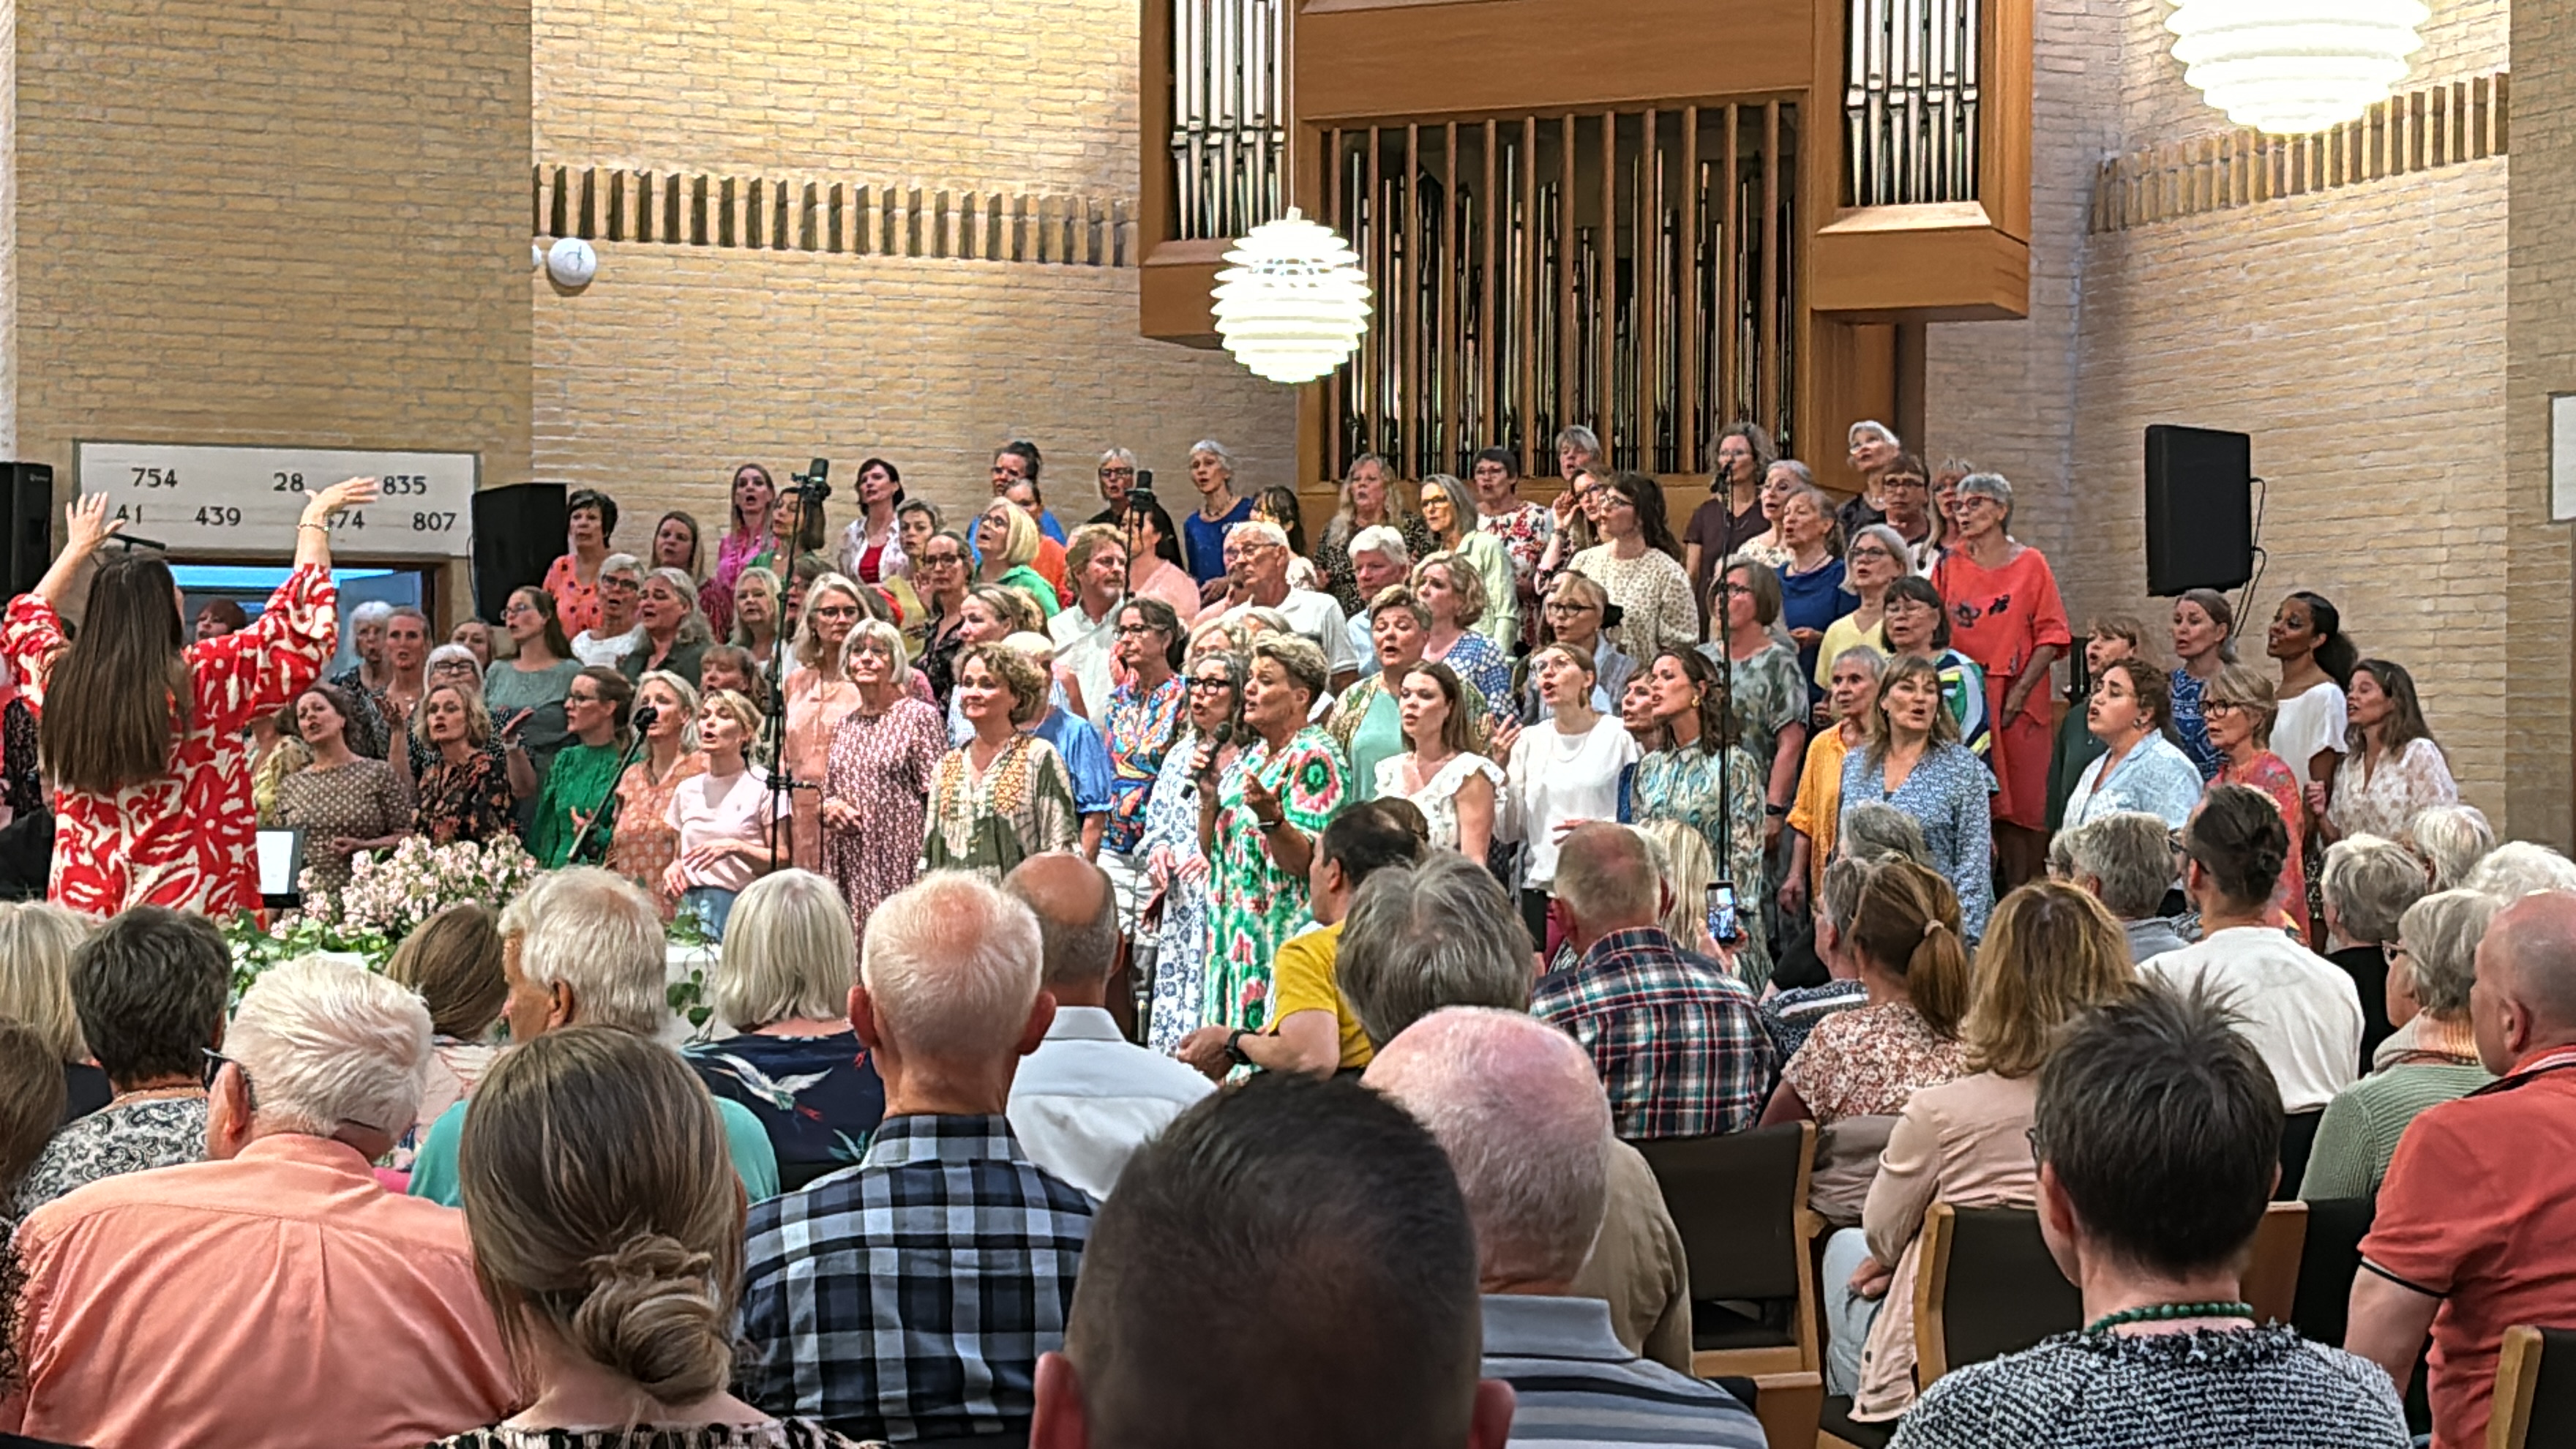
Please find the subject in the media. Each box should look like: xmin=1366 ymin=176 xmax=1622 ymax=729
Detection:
xmin=1221 ymin=588 xmax=1359 ymax=678
xmin=2141 ymin=926 xmax=2362 ymax=1112
xmin=571 ymin=624 xmax=646 ymax=668
xmin=1048 ymin=602 xmax=1120 ymax=722
xmin=1006 ymin=1006 xmax=1215 ymax=1199
xmin=2272 ymin=680 xmax=2349 ymax=787
xmin=1502 ymin=716 xmax=1639 ymax=888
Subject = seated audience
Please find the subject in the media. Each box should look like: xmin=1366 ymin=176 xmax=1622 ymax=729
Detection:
xmin=2350 ymin=888 xmax=2576 ymax=1449
xmin=2319 ymin=833 xmax=2432 ymax=1068
xmin=0 ymin=1020 xmax=66 ymax=1219
xmin=1368 ymin=1008 xmax=1766 ymax=1449
xmin=2066 ymin=810 xmax=2187 ymax=961
xmin=683 ymin=869 xmax=886 ymax=1192
xmin=1890 ymin=984 xmax=2409 ymax=1448
xmin=1832 ymin=880 xmax=2136 ymax=1415
xmin=1339 ymin=850 xmax=1696 ymax=1373
xmin=13 ymin=907 xmax=228 ymax=1214
xmin=739 ymin=872 xmax=1091 ymax=1442
xmin=0 ymin=901 xmax=102 ymax=1122
xmin=5 ymin=959 xmax=514 ymax=1448
xmin=2407 ymin=802 xmax=2493 ymax=891
xmin=2302 ymin=888 xmax=2498 ymax=1199
xmin=1029 ymin=1072 xmax=1514 ymax=1449
xmin=1759 ymin=853 xmax=1873 ymax=1066
xmin=2143 ymin=785 xmax=2362 ymax=1158
xmin=428 ymin=1027 xmax=869 ymax=1449
xmin=2463 ymin=839 xmax=2576 ymax=899
xmin=1003 ymin=853 xmax=1213 ymax=1197
xmin=408 ymin=869 xmax=779 ymax=1206
xmin=1764 ymin=856 xmax=1972 ymax=1128
xmin=1535 ymin=823 xmax=1775 ymax=1139
xmin=1182 ymin=799 xmax=1423 ymax=1079
xmin=381 ymin=902 xmax=507 ymax=1174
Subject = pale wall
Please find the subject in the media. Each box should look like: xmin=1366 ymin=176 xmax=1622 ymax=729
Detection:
xmin=2506 ymin=0 xmax=2576 ymax=845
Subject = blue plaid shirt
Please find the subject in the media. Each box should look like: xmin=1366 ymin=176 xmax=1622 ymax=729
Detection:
xmin=1533 ymin=926 xmax=1777 ymax=1141
xmin=736 ymin=1113 xmax=1093 ymax=1442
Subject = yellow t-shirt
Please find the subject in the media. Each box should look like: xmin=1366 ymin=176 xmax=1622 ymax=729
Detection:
xmin=1814 ymin=614 xmax=1888 ymax=688
xmin=1268 ymin=920 xmax=1373 ymax=1070
xmin=1786 ymin=725 xmax=1854 ymax=864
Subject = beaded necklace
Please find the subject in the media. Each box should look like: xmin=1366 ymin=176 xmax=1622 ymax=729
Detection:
xmin=2084 ymin=1300 xmax=2252 ymax=1336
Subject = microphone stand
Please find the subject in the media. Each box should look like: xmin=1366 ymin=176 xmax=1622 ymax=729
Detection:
xmin=564 ymin=717 xmax=654 ymax=866
xmin=764 ymin=473 xmax=833 ymax=872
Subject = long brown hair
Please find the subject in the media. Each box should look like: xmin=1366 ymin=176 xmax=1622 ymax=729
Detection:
xmin=1963 ymin=881 xmax=2135 ymax=1077
xmin=1843 ymin=857 xmax=1971 ymax=1038
xmin=41 ymin=555 xmax=191 ymax=794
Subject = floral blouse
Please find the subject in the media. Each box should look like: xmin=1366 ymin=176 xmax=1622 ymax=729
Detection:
xmin=822 ymin=697 xmax=947 ymax=930
xmin=1102 ymin=676 xmax=1188 ymax=855
xmin=1208 ymin=727 xmax=1347 ymax=1032
xmin=685 ymin=1030 xmax=886 ymax=1194
xmin=1431 ymin=630 xmax=1516 ymax=729
xmin=1700 ymin=640 xmax=1808 ymax=784
xmin=2169 ymin=667 xmax=2223 ymax=780
xmin=1477 ymin=501 xmax=1556 ymax=586
xmin=922 ymin=733 xmax=1079 ymax=880
xmin=1 ymin=562 xmax=336 ymax=917
xmin=1568 ymin=544 xmax=1700 ymax=664
xmin=413 ymin=748 xmax=518 ymax=845
xmin=2328 ymin=736 xmax=2460 ymax=842
xmin=1840 ymin=741 xmax=1996 ymax=940
xmin=1779 ymin=1000 xmax=1969 ymax=1123
xmin=542 ymin=553 xmax=602 ymax=638
xmin=606 ymin=750 xmax=709 ymax=916
xmin=1625 ymin=743 xmax=1772 ymax=978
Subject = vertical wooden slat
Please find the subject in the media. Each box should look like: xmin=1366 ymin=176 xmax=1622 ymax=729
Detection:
xmin=1557 ymin=113 xmax=1576 ymax=456
xmin=1680 ymin=105 xmax=1700 ymax=473
xmin=1443 ymin=120 xmax=1460 ymax=475
xmin=1480 ymin=119 xmax=1499 ymax=457
xmin=1760 ymin=100 xmax=1781 ymax=440
xmin=1404 ymin=122 xmax=1421 ymax=476
xmin=1598 ymin=109 xmax=1614 ymax=452
xmin=1327 ymin=129 xmax=1346 ymax=480
xmin=2493 ymin=72 xmax=2510 ymax=155
xmin=1519 ymin=115 xmax=1538 ymax=471
xmin=1639 ymin=108 xmax=1660 ymax=473
xmin=1368 ymin=127 xmax=1384 ymax=461
xmin=1720 ymin=105 xmax=1739 ymax=427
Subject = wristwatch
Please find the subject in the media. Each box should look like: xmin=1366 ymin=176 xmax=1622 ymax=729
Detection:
xmin=1764 ymin=801 xmax=1788 ymax=817
xmin=1225 ymin=1027 xmax=1254 ymax=1066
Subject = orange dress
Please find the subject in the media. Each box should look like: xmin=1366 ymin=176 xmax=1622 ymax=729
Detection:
xmin=604 ymin=749 xmax=708 ymax=917
xmin=782 ymin=669 xmax=863 ymax=869
xmin=2216 ymin=749 xmax=2315 ymax=945
xmin=1933 ymin=546 xmax=2072 ymax=831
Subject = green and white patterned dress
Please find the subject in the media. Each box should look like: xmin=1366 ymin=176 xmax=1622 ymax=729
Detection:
xmin=920 ymin=733 xmax=1079 ymax=882
xmin=1205 ymin=726 xmax=1347 ymax=1033
xmin=1629 ymin=742 xmax=1773 ymax=984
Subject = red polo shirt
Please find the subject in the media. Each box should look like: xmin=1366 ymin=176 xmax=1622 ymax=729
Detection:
xmin=2362 ymin=1044 xmax=2576 ymax=1449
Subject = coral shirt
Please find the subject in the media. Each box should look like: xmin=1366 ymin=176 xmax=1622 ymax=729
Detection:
xmin=1 ymin=564 xmax=337 ymax=917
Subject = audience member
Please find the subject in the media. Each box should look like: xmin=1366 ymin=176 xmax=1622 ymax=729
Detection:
xmin=381 ymin=902 xmax=507 ymax=1174
xmin=2462 ymin=839 xmax=2576 ymax=899
xmin=0 ymin=901 xmax=102 ymax=1122
xmin=1890 ymin=984 xmax=2408 ymax=1448
xmin=2408 ymin=802 xmax=2493 ymax=891
xmin=2302 ymin=888 xmax=2498 ymax=1199
xmin=430 ymin=1027 xmax=869 ymax=1449
xmin=2319 ymin=833 xmax=2431 ymax=1067
xmin=1028 ymin=1071 xmax=1514 ymax=1449
xmin=1759 ymin=853 xmax=1873 ymax=1068
xmin=683 ymin=869 xmax=886 ymax=1192
xmin=407 ymin=869 xmax=779 ymax=1206
xmin=1003 ymin=853 xmax=1213 ymax=1197
xmin=5 ymin=959 xmax=515 ymax=1448
xmin=1338 ymin=850 xmax=1695 ymax=1372
xmin=2143 ymin=786 xmax=2362 ymax=1161
xmin=13 ymin=907 xmax=227 ymax=1213
xmin=0 ymin=1019 xmax=65 ymax=1219
xmin=739 ymin=872 xmax=1090 ymax=1442
xmin=1535 ymin=823 xmax=1775 ymax=1139
xmin=2066 ymin=810 xmax=2187 ymax=961
xmin=1368 ymin=1009 xmax=1766 ymax=1449
xmin=1832 ymin=880 xmax=2136 ymax=1417
xmin=2350 ymin=888 xmax=2576 ymax=1449
xmin=1764 ymin=855 xmax=1971 ymax=1128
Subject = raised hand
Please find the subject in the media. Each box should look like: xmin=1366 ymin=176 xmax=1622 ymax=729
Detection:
xmin=62 ymin=494 xmax=124 ymax=555
xmin=307 ymin=476 xmax=383 ymax=518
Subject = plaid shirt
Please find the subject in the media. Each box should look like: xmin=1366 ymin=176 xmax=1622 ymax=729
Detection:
xmin=1533 ymin=926 xmax=1778 ymax=1140
xmin=736 ymin=1113 xmax=1093 ymax=1442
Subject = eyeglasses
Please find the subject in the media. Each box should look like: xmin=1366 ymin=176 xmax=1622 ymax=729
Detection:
xmin=1544 ymin=600 xmax=1598 ymax=615
xmin=1880 ymin=476 xmax=1929 ymax=492
xmin=1847 ymin=546 xmax=1898 ymax=562
xmin=1101 ymin=466 xmax=1135 ymax=479
xmin=502 ymin=601 xmax=537 ymax=618
xmin=812 ymin=605 xmax=862 ymax=621
xmin=1188 ymin=676 xmax=1233 ymax=692
xmin=2202 ymin=700 xmax=2244 ymax=716
xmin=567 ymin=690 xmax=604 ymax=705
xmin=1115 ymin=624 xmax=1166 ymax=638
xmin=599 ymin=577 xmax=640 ymax=592
xmin=918 ymin=552 xmax=965 ymax=566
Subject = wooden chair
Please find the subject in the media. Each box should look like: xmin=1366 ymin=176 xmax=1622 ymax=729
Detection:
xmin=1912 ymin=1204 xmax=2086 ymax=1382
xmin=2243 ymin=1200 xmax=2308 ymax=1325
xmin=1634 ymin=1121 xmax=1823 ymax=1382
xmin=2491 ymin=1325 xmax=2576 ymax=1449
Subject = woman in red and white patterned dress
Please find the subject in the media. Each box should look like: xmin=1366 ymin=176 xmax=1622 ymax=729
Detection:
xmin=1 ymin=479 xmax=378 ymax=917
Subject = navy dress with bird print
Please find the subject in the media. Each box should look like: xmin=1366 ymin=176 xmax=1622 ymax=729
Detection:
xmin=684 ymin=1030 xmax=887 ymax=1191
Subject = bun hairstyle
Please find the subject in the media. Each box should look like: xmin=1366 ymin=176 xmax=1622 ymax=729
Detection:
xmin=457 ymin=1027 xmax=742 ymax=1408
xmin=2288 ymin=590 xmax=2358 ymax=687
xmin=1841 ymin=857 xmax=1971 ymax=1039
xmin=2182 ymin=783 xmax=2291 ymax=911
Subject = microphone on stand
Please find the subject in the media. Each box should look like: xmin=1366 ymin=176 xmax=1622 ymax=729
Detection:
xmin=631 ymin=703 xmax=662 ymax=733
xmin=564 ymin=702 xmax=661 ymax=866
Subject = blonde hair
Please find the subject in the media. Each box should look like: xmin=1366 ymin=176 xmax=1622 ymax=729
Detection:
xmin=1963 ymin=881 xmax=2136 ymax=1077
xmin=1843 ymin=857 xmax=1971 ymax=1038
xmin=793 ymin=572 xmax=866 ymax=672
xmin=986 ymin=501 xmax=1041 ymax=569
xmin=1638 ymin=820 xmax=1716 ymax=948
xmin=410 ymin=681 xmax=495 ymax=751
xmin=2204 ymin=663 xmax=2278 ymax=749
xmin=712 ymin=869 xmax=855 ymax=1029
xmin=636 ymin=670 xmax=703 ymax=753
xmin=698 ymin=688 xmax=764 ymax=751
xmin=383 ymin=903 xmax=506 ymax=1041
xmin=1413 ymin=550 xmax=1489 ymax=629
xmin=0 ymin=902 xmax=92 ymax=1061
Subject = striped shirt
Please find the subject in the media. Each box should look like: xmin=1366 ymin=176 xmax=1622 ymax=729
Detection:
xmin=1480 ymin=1295 xmax=1768 ymax=1448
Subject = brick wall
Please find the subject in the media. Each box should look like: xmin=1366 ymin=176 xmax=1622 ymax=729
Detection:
xmin=2506 ymin=0 xmax=2576 ymax=845
xmin=10 ymin=0 xmax=533 ymax=486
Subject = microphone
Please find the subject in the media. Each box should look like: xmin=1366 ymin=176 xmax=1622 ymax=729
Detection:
xmin=1195 ymin=720 xmax=1235 ymax=785
xmin=631 ymin=703 xmax=660 ymax=731
xmin=105 ymin=532 xmax=169 ymax=553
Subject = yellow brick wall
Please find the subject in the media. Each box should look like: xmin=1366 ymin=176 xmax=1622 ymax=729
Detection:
xmin=10 ymin=0 xmax=533 ymax=490
xmin=2506 ymin=1 xmax=2576 ymax=846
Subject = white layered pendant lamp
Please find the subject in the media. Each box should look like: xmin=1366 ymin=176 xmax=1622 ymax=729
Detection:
xmin=1212 ymin=208 xmax=1372 ymax=385
xmin=2165 ymin=0 xmax=2429 ymax=135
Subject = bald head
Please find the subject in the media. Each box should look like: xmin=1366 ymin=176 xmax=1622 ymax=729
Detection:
xmin=1003 ymin=852 xmax=1117 ymax=997
xmin=1552 ymin=823 xmax=1659 ymax=941
xmin=1364 ymin=1008 xmax=1612 ymax=1292
xmin=2476 ymin=891 xmax=2576 ymax=1074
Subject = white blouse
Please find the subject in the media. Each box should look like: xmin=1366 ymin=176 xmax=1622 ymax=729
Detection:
xmin=1498 ymin=718 xmax=1639 ymax=888
xmin=1373 ymin=752 xmax=1505 ymax=855
xmin=2327 ymin=735 xmax=2458 ymax=842
xmin=2272 ymin=681 xmax=2348 ymax=787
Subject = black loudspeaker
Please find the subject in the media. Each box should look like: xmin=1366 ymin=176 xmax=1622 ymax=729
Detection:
xmin=0 ymin=463 xmax=53 ymax=599
xmin=471 ymin=483 xmax=567 ymax=621
xmin=2143 ymin=424 xmax=2253 ymax=596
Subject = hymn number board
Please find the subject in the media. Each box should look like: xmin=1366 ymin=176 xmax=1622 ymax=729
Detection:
xmin=73 ymin=443 xmax=479 ymax=559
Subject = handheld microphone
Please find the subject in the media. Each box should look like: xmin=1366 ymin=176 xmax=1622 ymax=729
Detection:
xmin=1195 ymin=721 xmax=1235 ymax=784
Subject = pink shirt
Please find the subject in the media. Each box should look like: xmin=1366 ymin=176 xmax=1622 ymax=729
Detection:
xmin=666 ymin=765 xmax=784 ymax=891
xmin=3 ymin=1134 xmax=515 ymax=1449
xmin=1129 ymin=558 xmax=1205 ymax=626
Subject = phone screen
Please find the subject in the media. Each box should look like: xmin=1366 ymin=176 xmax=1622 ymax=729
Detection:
xmin=1705 ymin=881 xmax=1742 ymax=944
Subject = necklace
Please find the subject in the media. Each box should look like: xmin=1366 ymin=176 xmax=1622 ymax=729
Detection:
xmin=2085 ymin=1300 xmax=2250 ymax=1335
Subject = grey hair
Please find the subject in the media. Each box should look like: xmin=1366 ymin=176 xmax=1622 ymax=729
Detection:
xmin=1188 ymin=438 xmax=1235 ymax=475
xmin=1829 ymin=645 xmax=1890 ymax=681
xmin=1230 ymin=518 xmax=1291 ymax=553
xmin=348 ymin=600 xmax=395 ymax=629
xmin=1249 ymin=632 xmax=1330 ymax=703
xmin=1554 ymin=425 xmax=1602 ymax=459
xmin=1366 ymin=1008 xmax=1611 ymax=1287
xmin=1767 ymin=459 xmax=1816 ymax=489
xmin=713 ymin=869 xmax=855 ymax=1030
xmin=2067 ymin=811 xmax=2176 ymax=921
xmin=646 ymin=567 xmax=714 ymax=648
xmin=2408 ymin=804 xmax=2495 ymax=892
xmin=1955 ymin=471 xmax=2015 ymax=523
xmin=0 ymin=902 xmax=91 ymax=1062
xmin=426 ymin=643 xmax=484 ymax=685
xmin=794 ymin=571 xmax=866 ymax=671
xmin=504 ymin=867 xmax=668 ymax=1037
xmin=1840 ymin=524 xmax=1920 ymax=594
xmin=1551 ymin=823 xmax=1660 ymax=927
xmin=2321 ymin=834 xmax=2428 ymax=946
xmin=1838 ymin=801 xmax=1931 ymax=866
xmin=2396 ymin=888 xmax=2502 ymax=1019
xmin=1099 ymin=446 xmax=1139 ymax=471
xmin=225 ymin=956 xmax=433 ymax=1141
xmin=861 ymin=871 xmax=1044 ymax=1061
xmin=1849 ymin=419 xmax=1901 ymax=448
xmin=599 ymin=552 xmax=645 ymax=585
xmin=1819 ymin=853 xmax=1875 ymax=939
xmin=1339 ymin=853 xmax=1531 ymax=1049
xmin=1349 ymin=523 xmax=1410 ymax=564
xmin=842 ymin=617 xmax=907 ymax=673
xmin=2464 ymin=841 xmax=2576 ymax=901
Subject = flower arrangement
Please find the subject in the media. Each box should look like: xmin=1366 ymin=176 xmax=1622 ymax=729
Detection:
xmin=226 ymin=836 xmax=542 ymax=995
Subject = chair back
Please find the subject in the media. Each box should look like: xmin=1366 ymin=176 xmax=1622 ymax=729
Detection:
xmin=1912 ymin=1205 xmax=2082 ymax=1382
xmin=2290 ymin=1195 xmax=2374 ymax=1347
xmin=2492 ymin=1325 xmax=2576 ymax=1449
xmin=1637 ymin=1121 xmax=1813 ymax=1304
xmin=2242 ymin=1200 xmax=2308 ymax=1325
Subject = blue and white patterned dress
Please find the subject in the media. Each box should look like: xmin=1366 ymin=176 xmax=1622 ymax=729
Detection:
xmin=1137 ymin=737 xmax=1216 ymax=1055
xmin=1839 ymin=740 xmax=1996 ymax=940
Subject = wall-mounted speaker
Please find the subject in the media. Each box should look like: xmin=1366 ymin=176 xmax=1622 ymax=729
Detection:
xmin=0 ymin=464 xmax=55 ymax=599
xmin=470 ymin=483 xmax=566 ymax=621
xmin=2143 ymin=424 xmax=2253 ymax=596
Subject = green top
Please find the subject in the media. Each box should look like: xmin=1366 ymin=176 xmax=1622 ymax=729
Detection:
xmin=2297 ymin=1059 xmax=2492 ymax=1200
xmin=528 ymin=740 xmax=626 ymax=868
xmin=408 ymin=1090 xmax=778 ymax=1206
xmin=993 ymin=564 xmax=1063 ymax=618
